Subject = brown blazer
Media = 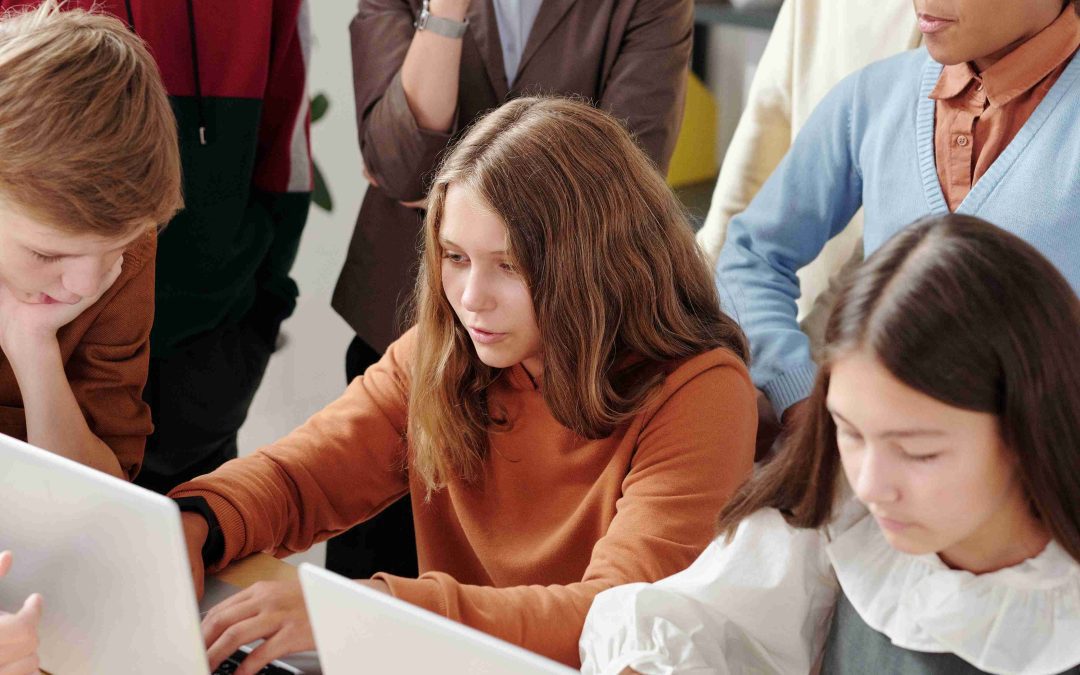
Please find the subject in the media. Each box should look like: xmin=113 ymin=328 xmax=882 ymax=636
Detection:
xmin=332 ymin=0 xmax=694 ymax=352
xmin=0 ymin=230 xmax=156 ymax=479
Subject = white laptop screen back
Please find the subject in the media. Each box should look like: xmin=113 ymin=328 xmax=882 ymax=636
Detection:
xmin=0 ymin=433 xmax=209 ymax=674
xmin=299 ymin=564 xmax=577 ymax=675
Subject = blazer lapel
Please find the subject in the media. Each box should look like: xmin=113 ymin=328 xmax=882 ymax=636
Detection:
xmin=516 ymin=0 xmax=578 ymax=79
xmin=467 ymin=0 xmax=510 ymax=100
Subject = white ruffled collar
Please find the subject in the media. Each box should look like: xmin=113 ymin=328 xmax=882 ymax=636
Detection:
xmin=826 ymin=511 xmax=1080 ymax=675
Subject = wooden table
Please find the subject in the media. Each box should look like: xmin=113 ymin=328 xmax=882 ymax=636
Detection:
xmin=214 ymin=552 xmax=298 ymax=587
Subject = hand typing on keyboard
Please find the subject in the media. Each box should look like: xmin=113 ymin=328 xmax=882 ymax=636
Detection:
xmin=201 ymin=579 xmax=314 ymax=675
xmin=202 ymin=576 xmax=387 ymax=675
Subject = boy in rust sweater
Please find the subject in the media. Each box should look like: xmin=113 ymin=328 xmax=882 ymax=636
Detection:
xmin=0 ymin=2 xmax=182 ymax=480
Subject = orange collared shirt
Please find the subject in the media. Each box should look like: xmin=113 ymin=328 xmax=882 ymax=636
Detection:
xmin=931 ymin=8 xmax=1080 ymax=211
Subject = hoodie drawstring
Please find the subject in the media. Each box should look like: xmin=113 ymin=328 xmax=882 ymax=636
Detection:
xmin=185 ymin=0 xmax=209 ymax=145
xmin=123 ymin=0 xmax=209 ymax=146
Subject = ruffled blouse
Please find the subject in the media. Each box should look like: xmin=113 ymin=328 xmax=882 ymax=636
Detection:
xmin=579 ymin=499 xmax=1080 ymax=675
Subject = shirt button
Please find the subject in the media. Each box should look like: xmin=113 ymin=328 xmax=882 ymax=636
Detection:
xmin=957 ymin=135 xmax=969 ymax=147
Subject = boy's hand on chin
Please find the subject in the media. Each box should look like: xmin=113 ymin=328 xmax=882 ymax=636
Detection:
xmin=0 ymin=256 xmax=123 ymax=357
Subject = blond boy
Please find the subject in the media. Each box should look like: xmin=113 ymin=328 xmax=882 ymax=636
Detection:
xmin=0 ymin=2 xmax=181 ymax=480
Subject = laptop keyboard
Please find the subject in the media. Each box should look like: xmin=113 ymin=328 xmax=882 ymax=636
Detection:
xmin=213 ymin=649 xmax=299 ymax=674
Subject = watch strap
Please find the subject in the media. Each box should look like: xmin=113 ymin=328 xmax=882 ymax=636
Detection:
xmin=174 ymin=496 xmax=226 ymax=568
xmin=416 ymin=5 xmax=468 ymax=39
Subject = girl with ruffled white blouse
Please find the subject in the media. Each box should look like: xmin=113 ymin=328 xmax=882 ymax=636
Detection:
xmin=579 ymin=215 xmax=1080 ymax=675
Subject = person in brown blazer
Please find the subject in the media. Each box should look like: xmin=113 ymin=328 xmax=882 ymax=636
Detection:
xmin=327 ymin=0 xmax=693 ymax=579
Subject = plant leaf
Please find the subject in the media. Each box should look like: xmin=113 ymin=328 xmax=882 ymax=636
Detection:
xmin=311 ymin=93 xmax=329 ymax=122
xmin=313 ymin=161 xmax=332 ymax=211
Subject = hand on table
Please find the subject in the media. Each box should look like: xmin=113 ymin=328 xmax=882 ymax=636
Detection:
xmin=0 ymin=551 xmax=43 ymax=675
xmin=202 ymin=575 xmax=390 ymax=675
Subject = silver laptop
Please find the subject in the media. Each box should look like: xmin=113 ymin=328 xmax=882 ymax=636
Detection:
xmin=0 ymin=433 xmax=312 ymax=674
xmin=299 ymin=563 xmax=577 ymax=675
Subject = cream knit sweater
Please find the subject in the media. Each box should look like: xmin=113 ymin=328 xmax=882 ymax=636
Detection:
xmin=698 ymin=0 xmax=919 ymax=339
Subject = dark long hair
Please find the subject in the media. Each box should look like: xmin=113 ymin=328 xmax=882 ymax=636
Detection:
xmin=717 ymin=214 xmax=1080 ymax=563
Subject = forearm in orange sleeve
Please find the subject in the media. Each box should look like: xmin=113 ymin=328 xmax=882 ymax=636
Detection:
xmin=169 ymin=330 xmax=419 ymax=570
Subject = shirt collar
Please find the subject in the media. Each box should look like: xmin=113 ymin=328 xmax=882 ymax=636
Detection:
xmin=931 ymin=7 xmax=1080 ymax=107
xmin=827 ymin=511 xmax=1080 ymax=675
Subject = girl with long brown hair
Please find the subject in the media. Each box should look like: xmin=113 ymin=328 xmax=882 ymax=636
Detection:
xmin=582 ymin=214 xmax=1080 ymax=675
xmin=169 ymin=96 xmax=757 ymax=673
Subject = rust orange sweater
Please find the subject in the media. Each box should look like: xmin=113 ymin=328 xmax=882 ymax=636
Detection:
xmin=170 ymin=328 xmax=756 ymax=666
xmin=0 ymin=230 xmax=156 ymax=479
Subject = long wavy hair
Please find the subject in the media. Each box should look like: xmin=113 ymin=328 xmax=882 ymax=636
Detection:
xmin=717 ymin=215 xmax=1080 ymax=563
xmin=407 ymin=96 xmax=747 ymax=494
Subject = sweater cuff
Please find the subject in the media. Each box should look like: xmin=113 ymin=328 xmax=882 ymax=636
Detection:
xmin=762 ymin=363 xmax=818 ymax=418
xmin=372 ymin=571 xmax=453 ymax=619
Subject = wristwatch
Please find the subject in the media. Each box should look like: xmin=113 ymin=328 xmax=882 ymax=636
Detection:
xmin=174 ymin=496 xmax=226 ymax=567
xmin=415 ymin=0 xmax=469 ymax=39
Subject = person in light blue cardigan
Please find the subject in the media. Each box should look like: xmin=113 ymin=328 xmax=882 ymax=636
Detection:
xmin=718 ymin=0 xmax=1080 ymax=422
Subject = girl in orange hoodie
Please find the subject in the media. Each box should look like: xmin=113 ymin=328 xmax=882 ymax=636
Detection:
xmin=172 ymin=97 xmax=758 ymax=673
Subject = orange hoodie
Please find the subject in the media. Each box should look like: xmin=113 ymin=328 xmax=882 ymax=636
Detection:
xmin=170 ymin=327 xmax=756 ymax=666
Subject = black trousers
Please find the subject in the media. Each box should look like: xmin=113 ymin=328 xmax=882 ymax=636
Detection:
xmin=323 ymin=335 xmax=418 ymax=579
xmin=135 ymin=292 xmax=286 ymax=495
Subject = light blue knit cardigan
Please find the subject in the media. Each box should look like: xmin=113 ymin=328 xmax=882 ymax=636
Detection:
xmin=716 ymin=47 xmax=1080 ymax=414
